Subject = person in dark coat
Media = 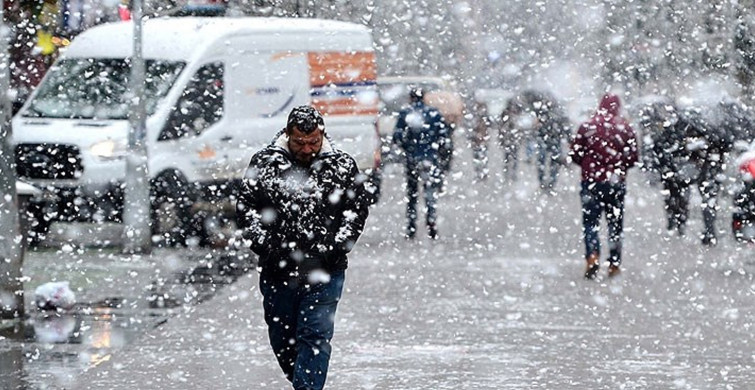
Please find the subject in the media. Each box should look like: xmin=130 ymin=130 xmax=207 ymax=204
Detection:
xmin=236 ymin=105 xmax=370 ymax=390
xmin=676 ymin=107 xmax=729 ymax=246
xmin=393 ymin=88 xmax=449 ymax=239
xmin=644 ymin=103 xmax=693 ymax=236
xmin=498 ymin=98 xmax=525 ymax=181
xmin=533 ymin=96 xmax=570 ymax=193
xmin=570 ymin=93 xmax=638 ymax=279
xmin=471 ymin=100 xmax=493 ymax=181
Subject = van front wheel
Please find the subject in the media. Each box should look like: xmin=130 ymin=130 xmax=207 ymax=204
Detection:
xmin=150 ymin=173 xmax=195 ymax=247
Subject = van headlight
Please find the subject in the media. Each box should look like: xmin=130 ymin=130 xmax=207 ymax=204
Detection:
xmin=90 ymin=139 xmax=127 ymax=160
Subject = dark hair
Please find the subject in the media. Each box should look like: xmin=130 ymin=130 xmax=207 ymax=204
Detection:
xmin=409 ymin=87 xmax=424 ymax=102
xmin=286 ymin=105 xmax=325 ymax=134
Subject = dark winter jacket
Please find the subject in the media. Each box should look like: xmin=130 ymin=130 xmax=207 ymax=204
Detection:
xmin=651 ymin=121 xmax=694 ymax=184
xmin=535 ymin=101 xmax=570 ymax=151
xmin=392 ymin=101 xmax=449 ymax=165
xmin=675 ymin=113 xmax=727 ymax=186
xmin=570 ymin=94 xmax=638 ymax=183
xmin=236 ymin=131 xmax=370 ymax=280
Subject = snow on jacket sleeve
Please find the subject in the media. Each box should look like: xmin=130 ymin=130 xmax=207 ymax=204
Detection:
xmin=622 ymin=121 xmax=639 ymax=168
xmin=326 ymin=156 xmax=370 ymax=256
xmin=236 ymin=153 xmax=273 ymax=256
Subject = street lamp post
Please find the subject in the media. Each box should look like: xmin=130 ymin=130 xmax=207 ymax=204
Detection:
xmin=122 ymin=0 xmax=152 ymax=254
xmin=0 ymin=9 xmax=25 ymax=319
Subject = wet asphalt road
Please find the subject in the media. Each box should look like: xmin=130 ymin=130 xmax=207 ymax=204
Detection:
xmin=0 ymin=239 xmax=250 ymax=389
xmin=61 ymin=142 xmax=755 ymax=389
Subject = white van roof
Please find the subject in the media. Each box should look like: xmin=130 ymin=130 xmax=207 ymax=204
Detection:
xmin=65 ymin=17 xmax=373 ymax=60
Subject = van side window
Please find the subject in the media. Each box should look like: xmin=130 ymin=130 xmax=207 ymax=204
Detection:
xmin=159 ymin=62 xmax=224 ymax=141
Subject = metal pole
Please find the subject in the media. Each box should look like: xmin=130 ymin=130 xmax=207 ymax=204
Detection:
xmin=122 ymin=0 xmax=152 ymax=254
xmin=0 ymin=8 xmax=25 ymax=319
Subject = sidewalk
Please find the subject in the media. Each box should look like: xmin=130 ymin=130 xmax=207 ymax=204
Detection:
xmin=64 ymin=163 xmax=755 ymax=389
xmin=70 ymin=270 xmax=283 ymax=390
xmin=15 ymin=237 xmax=254 ymax=390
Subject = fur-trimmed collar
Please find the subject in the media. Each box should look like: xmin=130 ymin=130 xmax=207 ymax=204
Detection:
xmin=273 ymin=131 xmax=334 ymax=156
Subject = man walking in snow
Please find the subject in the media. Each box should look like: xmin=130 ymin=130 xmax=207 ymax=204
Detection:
xmin=236 ymin=105 xmax=370 ymax=390
xmin=393 ymin=88 xmax=450 ymax=239
xmin=533 ymin=95 xmax=570 ymax=193
xmin=569 ymin=93 xmax=638 ymax=279
xmin=644 ymin=103 xmax=693 ymax=236
xmin=498 ymin=97 xmax=527 ymax=182
xmin=675 ymin=107 xmax=730 ymax=246
xmin=471 ymin=100 xmax=493 ymax=181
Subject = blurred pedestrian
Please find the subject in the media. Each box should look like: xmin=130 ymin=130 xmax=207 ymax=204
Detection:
xmin=471 ymin=101 xmax=493 ymax=181
xmin=677 ymin=107 xmax=729 ymax=246
xmin=236 ymin=105 xmax=370 ymax=390
xmin=498 ymin=98 xmax=525 ymax=181
xmin=425 ymin=89 xmax=464 ymax=178
xmin=533 ymin=97 xmax=570 ymax=193
xmin=393 ymin=88 xmax=449 ymax=239
xmin=570 ymin=93 xmax=638 ymax=279
xmin=644 ymin=103 xmax=693 ymax=236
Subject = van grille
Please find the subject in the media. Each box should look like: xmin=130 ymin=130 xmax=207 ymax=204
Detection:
xmin=15 ymin=143 xmax=83 ymax=180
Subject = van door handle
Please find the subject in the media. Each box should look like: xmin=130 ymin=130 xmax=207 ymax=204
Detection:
xmin=221 ymin=135 xmax=233 ymax=142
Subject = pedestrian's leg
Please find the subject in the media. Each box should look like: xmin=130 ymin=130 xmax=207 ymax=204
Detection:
xmin=581 ymin=182 xmax=601 ymax=278
xmin=509 ymin=143 xmax=519 ymax=181
xmin=501 ymin=132 xmax=518 ymax=182
xmin=472 ymin=143 xmax=488 ymax=181
xmin=441 ymin=138 xmax=453 ymax=175
xmin=424 ymin=163 xmax=442 ymax=239
xmin=678 ymin=183 xmax=690 ymax=235
xmin=405 ymin=164 xmax=419 ymax=238
xmin=497 ymin=131 xmax=509 ymax=176
xmin=536 ymin=141 xmax=547 ymax=189
xmin=550 ymin=140 xmax=561 ymax=189
xmin=548 ymin=145 xmax=560 ymax=189
xmin=700 ymin=178 xmax=720 ymax=245
xmin=481 ymin=145 xmax=490 ymax=180
xmin=260 ymin=274 xmax=299 ymax=382
xmin=667 ymin=179 xmax=688 ymax=235
xmin=606 ymin=183 xmax=627 ymax=268
xmin=292 ymin=271 xmax=345 ymax=390
xmin=503 ymin=146 xmax=514 ymax=178
xmin=663 ymin=179 xmax=677 ymax=231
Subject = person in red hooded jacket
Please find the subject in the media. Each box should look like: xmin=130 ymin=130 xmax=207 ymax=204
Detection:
xmin=570 ymin=93 xmax=638 ymax=279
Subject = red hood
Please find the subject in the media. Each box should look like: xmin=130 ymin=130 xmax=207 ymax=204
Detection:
xmin=598 ymin=93 xmax=621 ymax=118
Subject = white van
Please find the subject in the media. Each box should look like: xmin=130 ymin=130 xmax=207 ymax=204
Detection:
xmin=12 ymin=17 xmax=381 ymax=244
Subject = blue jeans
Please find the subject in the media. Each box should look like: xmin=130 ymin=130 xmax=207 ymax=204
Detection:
xmin=259 ymin=270 xmax=345 ymax=390
xmin=580 ymin=181 xmax=626 ymax=266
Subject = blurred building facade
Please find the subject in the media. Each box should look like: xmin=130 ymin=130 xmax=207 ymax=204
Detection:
xmin=3 ymin=0 xmax=755 ymax=110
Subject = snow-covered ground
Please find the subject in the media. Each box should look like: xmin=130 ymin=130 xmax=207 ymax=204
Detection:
xmin=66 ymin=139 xmax=754 ymax=389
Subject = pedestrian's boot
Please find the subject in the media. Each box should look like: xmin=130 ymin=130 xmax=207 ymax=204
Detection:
xmin=701 ymin=233 xmax=717 ymax=247
xmin=584 ymin=253 xmax=600 ymax=280
xmin=428 ymin=223 xmax=438 ymax=240
xmin=607 ymin=263 xmax=621 ymax=278
xmin=677 ymin=222 xmax=686 ymax=237
xmin=405 ymin=223 xmax=416 ymax=240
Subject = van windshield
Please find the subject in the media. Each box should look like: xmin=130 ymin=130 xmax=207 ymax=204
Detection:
xmin=23 ymin=58 xmax=185 ymax=120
